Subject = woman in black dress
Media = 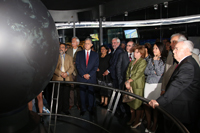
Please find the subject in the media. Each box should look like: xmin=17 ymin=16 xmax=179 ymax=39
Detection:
xmin=97 ymin=45 xmax=111 ymax=107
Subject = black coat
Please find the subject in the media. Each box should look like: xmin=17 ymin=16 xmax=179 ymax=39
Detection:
xmin=157 ymin=55 xmax=200 ymax=124
xmin=116 ymin=51 xmax=130 ymax=89
xmin=108 ymin=46 xmax=123 ymax=80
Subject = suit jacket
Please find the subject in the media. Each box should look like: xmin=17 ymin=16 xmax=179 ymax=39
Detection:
xmin=157 ymin=55 xmax=200 ymax=124
xmin=76 ymin=50 xmax=99 ymax=84
xmin=161 ymin=51 xmax=200 ymax=91
xmin=108 ymin=46 xmax=123 ymax=80
xmin=116 ymin=51 xmax=130 ymax=87
xmin=67 ymin=47 xmax=82 ymax=76
xmin=52 ymin=54 xmax=75 ymax=81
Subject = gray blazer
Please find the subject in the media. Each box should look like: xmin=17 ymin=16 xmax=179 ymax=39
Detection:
xmin=144 ymin=58 xmax=165 ymax=83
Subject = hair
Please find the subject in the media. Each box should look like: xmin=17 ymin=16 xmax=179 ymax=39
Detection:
xmin=144 ymin=43 xmax=153 ymax=56
xmin=72 ymin=36 xmax=80 ymax=45
xmin=100 ymin=45 xmax=109 ymax=54
xmin=85 ymin=38 xmax=92 ymax=44
xmin=112 ymin=37 xmax=120 ymax=44
xmin=60 ymin=43 xmax=67 ymax=49
xmin=135 ymin=45 xmax=146 ymax=58
xmin=171 ymin=33 xmax=187 ymax=42
xmin=154 ymin=42 xmax=167 ymax=62
xmin=182 ymin=40 xmax=194 ymax=53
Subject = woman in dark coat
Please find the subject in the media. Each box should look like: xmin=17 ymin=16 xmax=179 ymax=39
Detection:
xmin=97 ymin=45 xmax=111 ymax=107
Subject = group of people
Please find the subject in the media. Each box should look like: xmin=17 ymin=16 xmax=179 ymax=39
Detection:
xmin=29 ymin=33 xmax=200 ymax=133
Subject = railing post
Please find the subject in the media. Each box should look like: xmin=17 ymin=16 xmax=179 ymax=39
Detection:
xmin=111 ymin=92 xmax=121 ymax=116
xmin=107 ymin=90 xmax=116 ymax=112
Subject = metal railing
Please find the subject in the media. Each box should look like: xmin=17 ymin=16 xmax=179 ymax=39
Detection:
xmin=40 ymin=81 xmax=189 ymax=133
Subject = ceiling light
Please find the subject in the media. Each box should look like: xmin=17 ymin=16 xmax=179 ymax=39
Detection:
xmin=164 ymin=2 xmax=168 ymax=8
xmin=124 ymin=11 xmax=128 ymax=16
xmin=154 ymin=4 xmax=158 ymax=10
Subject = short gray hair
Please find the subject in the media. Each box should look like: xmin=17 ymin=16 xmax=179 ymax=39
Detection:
xmin=85 ymin=38 xmax=92 ymax=44
xmin=112 ymin=37 xmax=120 ymax=44
xmin=72 ymin=37 xmax=80 ymax=45
xmin=171 ymin=33 xmax=187 ymax=42
xmin=182 ymin=40 xmax=194 ymax=52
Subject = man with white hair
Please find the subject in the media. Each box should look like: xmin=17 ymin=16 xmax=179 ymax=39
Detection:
xmin=103 ymin=37 xmax=123 ymax=88
xmin=160 ymin=33 xmax=200 ymax=95
xmin=67 ymin=37 xmax=82 ymax=110
xmin=149 ymin=40 xmax=200 ymax=133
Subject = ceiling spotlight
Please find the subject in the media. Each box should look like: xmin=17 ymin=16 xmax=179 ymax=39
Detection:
xmin=103 ymin=17 xmax=106 ymax=21
xmin=124 ymin=11 xmax=128 ymax=16
xmin=154 ymin=4 xmax=158 ymax=10
xmin=164 ymin=2 xmax=168 ymax=8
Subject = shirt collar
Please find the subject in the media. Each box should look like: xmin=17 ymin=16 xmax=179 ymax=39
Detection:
xmin=178 ymin=55 xmax=190 ymax=64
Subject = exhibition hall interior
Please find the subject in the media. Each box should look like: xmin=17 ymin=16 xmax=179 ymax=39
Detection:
xmin=0 ymin=0 xmax=200 ymax=133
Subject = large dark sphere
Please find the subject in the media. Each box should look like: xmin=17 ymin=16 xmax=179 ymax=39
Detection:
xmin=0 ymin=0 xmax=59 ymax=114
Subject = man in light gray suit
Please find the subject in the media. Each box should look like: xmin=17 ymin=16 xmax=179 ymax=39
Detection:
xmin=67 ymin=37 xmax=82 ymax=110
xmin=160 ymin=33 xmax=200 ymax=95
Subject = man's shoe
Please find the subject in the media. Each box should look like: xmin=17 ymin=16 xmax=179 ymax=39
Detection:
xmin=80 ymin=111 xmax=86 ymax=116
xmin=89 ymin=110 xmax=94 ymax=116
xmin=64 ymin=111 xmax=71 ymax=115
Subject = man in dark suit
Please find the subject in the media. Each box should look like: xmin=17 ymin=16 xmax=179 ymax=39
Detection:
xmin=116 ymin=41 xmax=135 ymax=90
xmin=103 ymin=37 xmax=124 ymax=88
xmin=149 ymin=40 xmax=200 ymax=133
xmin=76 ymin=38 xmax=99 ymax=116
xmin=116 ymin=41 xmax=135 ymax=117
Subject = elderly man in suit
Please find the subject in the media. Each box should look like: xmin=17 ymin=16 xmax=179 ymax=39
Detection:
xmin=76 ymin=38 xmax=99 ymax=116
xmin=160 ymin=33 xmax=200 ymax=95
xmin=116 ymin=41 xmax=135 ymax=117
xmin=67 ymin=37 xmax=82 ymax=110
xmin=52 ymin=43 xmax=74 ymax=115
xmin=149 ymin=40 xmax=200 ymax=133
xmin=103 ymin=37 xmax=124 ymax=88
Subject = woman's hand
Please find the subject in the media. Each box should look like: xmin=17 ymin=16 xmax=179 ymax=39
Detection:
xmin=125 ymin=81 xmax=131 ymax=89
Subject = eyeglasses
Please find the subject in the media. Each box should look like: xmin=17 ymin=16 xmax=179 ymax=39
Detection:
xmin=171 ymin=40 xmax=178 ymax=44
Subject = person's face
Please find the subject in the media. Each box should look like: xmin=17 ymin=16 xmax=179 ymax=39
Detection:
xmin=59 ymin=44 xmax=67 ymax=54
xmin=134 ymin=49 xmax=142 ymax=59
xmin=84 ymin=40 xmax=93 ymax=50
xmin=112 ymin=39 xmax=120 ymax=50
xmin=173 ymin=42 xmax=186 ymax=62
xmin=101 ymin=46 xmax=107 ymax=54
xmin=121 ymin=43 xmax=126 ymax=49
xmin=162 ymin=39 xmax=167 ymax=45
xmin=126 ymin=42 xmax=133 ymax=52
xmin=71 ymin=38 xmax=78 ymax=49
xmin=153 ymin=44 xmax=161 ymax=56
xmin=166 ymin=42 xmax=170 ymax=51
xmin=170 ymin=36 xmax=179 ymax=50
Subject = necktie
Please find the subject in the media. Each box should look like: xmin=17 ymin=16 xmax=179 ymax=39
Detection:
xmin=129 ymin=53 xmax=132 ymax=62
xmin=175 ymin=64 xmax=179 ymax=69
xmin=86 ymin=51 xmax=89 ymax=67
xmin=61 ymin=55 xmax=65 ymax=72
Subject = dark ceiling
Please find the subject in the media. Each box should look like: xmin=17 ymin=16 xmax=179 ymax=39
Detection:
xmin=40 ymin=0 xmax=113 ymax=10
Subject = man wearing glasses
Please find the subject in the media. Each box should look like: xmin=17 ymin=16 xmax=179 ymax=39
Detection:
xmin=160 ymin=33 xmax=200 ymax=95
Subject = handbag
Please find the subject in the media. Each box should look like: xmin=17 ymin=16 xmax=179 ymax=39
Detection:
xmin=97 ymin=75 xmax=113 ymax=87
xmin=122 ymin=86 xmax=135 ymax=103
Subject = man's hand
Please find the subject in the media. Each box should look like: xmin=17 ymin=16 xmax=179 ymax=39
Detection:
xmin=61 ymin=72 xmax=68 ymax=78
xmin=149 ymin=100 xmax=159 ymax=109
xmin=103 ymin=70 xmax=109 ymax=76
xmin=97 ymin=68 xmax=100 ymax=72
xmin=83 ymin=74 xmax=90 ymax=80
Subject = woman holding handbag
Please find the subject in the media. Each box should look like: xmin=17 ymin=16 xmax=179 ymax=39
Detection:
xmin=97 ymin=45 xmax=111 ymax=107
xmin=125 ymin=46 xmax=147 ymax=128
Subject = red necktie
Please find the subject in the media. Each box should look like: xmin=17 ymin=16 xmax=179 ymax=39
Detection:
xmin=129 ymin=53 xmax=132 ymax=62
xmin=86 ymin=51 xmax=89 ymax=67
xmin=175 ymin=64 xmax=179 ymax=69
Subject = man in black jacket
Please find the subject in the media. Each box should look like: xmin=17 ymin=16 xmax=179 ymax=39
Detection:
xmin=103 ymin=37 xmax=123 ymax=88
xmin=116 ymin=41 xmax=135 ymax=90
xmin=149 ymin=40 xmax=200 ymax=133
